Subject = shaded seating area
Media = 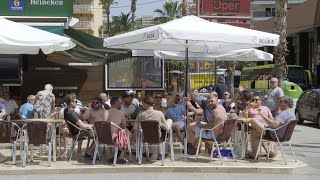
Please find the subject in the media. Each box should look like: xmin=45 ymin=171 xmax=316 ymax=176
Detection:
xmin=255 ymin=120 xmax=298 ymax=165
xmin=22 ymin=121 xmax=53 ymax=167
xmin=195 ymin=119 xmax=237 ymax=165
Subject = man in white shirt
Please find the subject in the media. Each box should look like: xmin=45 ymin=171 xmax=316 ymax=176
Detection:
xmin=265 ymin=77 xmax=284 ymax=117
xmin=121 ymin=92 xmax=141 ymax=119
xmin=3 ymin=92 xmax=18 ymax=120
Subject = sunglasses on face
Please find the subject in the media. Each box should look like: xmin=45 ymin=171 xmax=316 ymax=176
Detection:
xmin=72 ymin=100 xmax=78 ymax=103
xmin=224 ymin=94 xmax=229 ymax=96
xmin=252 ymin=99 xmax=260 ymax=102
xmin=92 ymin=101 xmax=101 ymax=104
xmin=270 ymin=81 xmax=277 ymax=83
xmin=155 ymin=96 xmax=162 ymax=99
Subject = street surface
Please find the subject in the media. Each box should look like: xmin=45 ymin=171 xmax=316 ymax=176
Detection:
xmin=284 ymin=121 xmax=320 ymax=174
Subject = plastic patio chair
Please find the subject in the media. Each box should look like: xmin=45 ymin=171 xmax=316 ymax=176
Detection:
xmin=255 ymin=120 xmax=298 ymax=165
xmin=92 ymin=121 xmax=132 ymax=166
xmin=22 ymin=121 xmax=53 ymax=167
xmin=195 ymin=119 xmax=237 ymax=165
xmin=0 ymin=121 xmax=20 ymax=165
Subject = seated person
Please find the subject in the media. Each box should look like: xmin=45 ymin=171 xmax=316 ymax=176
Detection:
xmin=0 ymin=98 xmax=7 ymax=120
xmin=82 ymin=96 xmax=106 ymax=124
xmin=246 ymin=96 xmax=296 ymax=159
xmin=187 ymin=95 xmax=227 ymax=154
xmin=121 ymin=91 xmax=141 ymax=120
xmin=133 ymin=95 xmax=172 ymax=159
xmin=226 ymin=85 xmax=252 ymax=113
xmin=242 ymin=95 xmax=273 ymax=121
xmin=166 ymin=95 xmax=186 ymax=144
xmin=64 ymin=94 xmax=93 ymax=155
xmin=104 ymin=96 xmax=128 ymax=163
xmin=19 ymin=95 xmax=36 ymax=119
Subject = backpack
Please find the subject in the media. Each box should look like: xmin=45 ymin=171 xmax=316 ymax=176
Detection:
xmin=113 ymin=129 xmax=128 ymax=150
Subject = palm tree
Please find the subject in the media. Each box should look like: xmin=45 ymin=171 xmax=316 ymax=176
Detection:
xmin=181 ymin=0 xmax=187 ymax=16
xmin=99 ymin=0 xmax=118 ymax=36
xmin=154 ymin=1 xmax=181 ymax=24
xmin=273 ymin=0 xmax=288 ymax=88
xmin=131 ymin=0 xmax=137 ymax=25
xmin=111 ymin=12 xmax=132 ymax=35
xmin=98 ymin=24 xmax=108 ymax=37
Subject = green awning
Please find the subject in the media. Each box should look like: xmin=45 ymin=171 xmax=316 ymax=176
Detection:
xmin=33 ymin=26 xmax=64 ymax=36
xmin=62 ymin=28 xmax=131 ymax=64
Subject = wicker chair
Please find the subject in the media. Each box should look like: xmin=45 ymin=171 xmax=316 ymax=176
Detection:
xmin=0 ymin=121 xmax=20 ymax=165
xmin=138 ymin=120 xmax=167 ymax=166
xmin=195 ymin=119 xmax=237 ymax=165
xmin=255 ymin=120 xmax=298 ymax=165
xmin=92 ymin=121 xmax=132 ymax=166
xmin=22 ymin=121 xmax=53 ymax=167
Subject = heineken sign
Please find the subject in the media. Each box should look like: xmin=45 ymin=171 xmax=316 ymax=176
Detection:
xmin=30 ymin=0 xmax=64 ymax=6
xmin=0 ymin=0 xmax=72 ymax=17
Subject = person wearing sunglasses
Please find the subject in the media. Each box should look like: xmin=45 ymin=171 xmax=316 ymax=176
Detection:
xmin=82 ymin=96 xmax=106 ymax=124
xmin=246 ymin=96 xmax=295 ymax=159
xmin=242 ymin=95 xmax=273 ymax=121
xmin=265 ymin=77 xmax=284 ymax=117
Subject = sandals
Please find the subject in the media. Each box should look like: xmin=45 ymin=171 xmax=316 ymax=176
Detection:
xmin=245 ymin=153 xmax=257 ymax=159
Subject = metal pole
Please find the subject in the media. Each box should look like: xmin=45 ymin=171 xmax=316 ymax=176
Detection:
xmin=184 ymin=40 xmax=189 ymax=157
xmin=214 ymin=59 xmax=217 ymax=91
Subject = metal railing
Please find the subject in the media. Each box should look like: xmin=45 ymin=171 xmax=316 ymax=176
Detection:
xmin=73 ymin=5 xmax=94 ymax=13
xmin=74 ymin=21 xmax=94 ymax=29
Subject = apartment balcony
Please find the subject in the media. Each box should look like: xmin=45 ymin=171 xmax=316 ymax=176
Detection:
xmin=252 ymin=11 xmax=275 ymax=18
xmin=74 ymin=21 xmax=94 ymax=30
xmin=73 ymin=4 xmax=94 ymax=15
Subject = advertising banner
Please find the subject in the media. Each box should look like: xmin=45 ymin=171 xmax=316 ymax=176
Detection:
xmin=201 ymin=0 xmax=250 ymax=16
xmin=0 ymin=0 xmax=73 ymax=17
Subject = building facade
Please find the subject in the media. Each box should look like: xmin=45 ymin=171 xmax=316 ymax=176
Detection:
xmin=251 ymin=0 xmax=307 ymax=25
xmin=73 ymin=0 xmax=103 ymax=37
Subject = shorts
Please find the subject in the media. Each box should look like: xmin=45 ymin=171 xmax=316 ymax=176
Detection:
xmin=195 ymin=126 xmax=220 ymax=140
xmin=172 ymin=121 xmax=185 ymax=130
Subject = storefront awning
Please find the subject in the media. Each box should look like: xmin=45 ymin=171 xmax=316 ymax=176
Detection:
xmin=254 ymin=0 xmax=320 ymax=35
xmin=62 ymin=28 xmax=131 ymax=64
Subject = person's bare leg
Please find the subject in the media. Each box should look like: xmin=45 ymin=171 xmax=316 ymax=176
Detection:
xmin=249 ymin=119 xmax=264 ymax=156
xmin=187 ymin=122 xmax=197 ymax=146
xmin=77 ymin=140 xmax=83 ymax=154
xmin=173 ymin=125 xmax=184 ymax=144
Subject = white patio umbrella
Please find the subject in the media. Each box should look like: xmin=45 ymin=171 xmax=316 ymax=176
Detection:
xmin=0 ymin=18 xmax=76 ymax=54
xmin=154 ymin=48 xmax=273 ymax=62
xmin=104 ymin=15 xmax=279 ymax=156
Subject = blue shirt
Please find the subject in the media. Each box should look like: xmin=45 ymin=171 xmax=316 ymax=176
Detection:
xmin=0 ymin=103 xmax=4 ymax=110
xmin=201 ymin=100 xmax=214 ymax=123
xmin=19 ymin=102 xmax=34 ymax=119
xmin=166 ymin=104 xmax=186 ymax=122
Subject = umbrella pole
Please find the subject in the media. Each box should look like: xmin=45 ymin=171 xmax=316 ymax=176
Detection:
xmin=214 ymin=59 xmax=217 ymax=91
xmin=184 ymin=40 xmax=189 ymax=157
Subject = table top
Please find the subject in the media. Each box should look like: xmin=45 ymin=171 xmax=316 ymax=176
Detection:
xmin=237 ymin=118 xmax=254 ymax=123
xmin=11 ymin=119 xmax=64 ymax=123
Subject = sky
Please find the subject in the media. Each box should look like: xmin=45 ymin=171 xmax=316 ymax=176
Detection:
xmin=109 ymin=0 xmax=183 ymax=18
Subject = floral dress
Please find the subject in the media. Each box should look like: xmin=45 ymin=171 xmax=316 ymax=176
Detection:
xmin=33 ymin=93 xmax=55 ymax=119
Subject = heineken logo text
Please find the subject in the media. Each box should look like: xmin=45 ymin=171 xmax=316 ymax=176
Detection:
xmin=31 ymin=0 xmax=64 ymax=5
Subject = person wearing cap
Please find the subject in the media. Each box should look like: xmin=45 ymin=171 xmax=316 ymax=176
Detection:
xmin=121 ymin=91 xmax=141 ymax=120
xmin=126 ymin=90 xmax=140 ymax=107
xmin=99 ymin=92 xmax=111 ymax=110
xmin=216 ymin=76 xmax=228 ymax=100
xmin=82 ymin=96 xmax=106 ymax=124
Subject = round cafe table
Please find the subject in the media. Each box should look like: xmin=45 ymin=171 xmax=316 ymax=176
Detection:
xmin=11 ymin=119 xmax=64 ymax=162
xmin=234 ymin=118 xmax=254 ymax=159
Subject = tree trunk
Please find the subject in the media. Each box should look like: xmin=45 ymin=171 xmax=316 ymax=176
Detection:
xmin=273 ymin=0 xmax=288 ymax=88
xmin=182 ymin=0 xmax=187 ymax=16
xmin=131 ymin=0 xmax=136 ymax=26
xmin=106 ymin=6 xmax=111 ymax=36
xmin=227 ymin=61 xmax=236 ymax=97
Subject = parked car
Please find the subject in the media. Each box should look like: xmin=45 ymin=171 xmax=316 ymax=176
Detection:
xmin=295 ymin=89 xmax=320 ymax=127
